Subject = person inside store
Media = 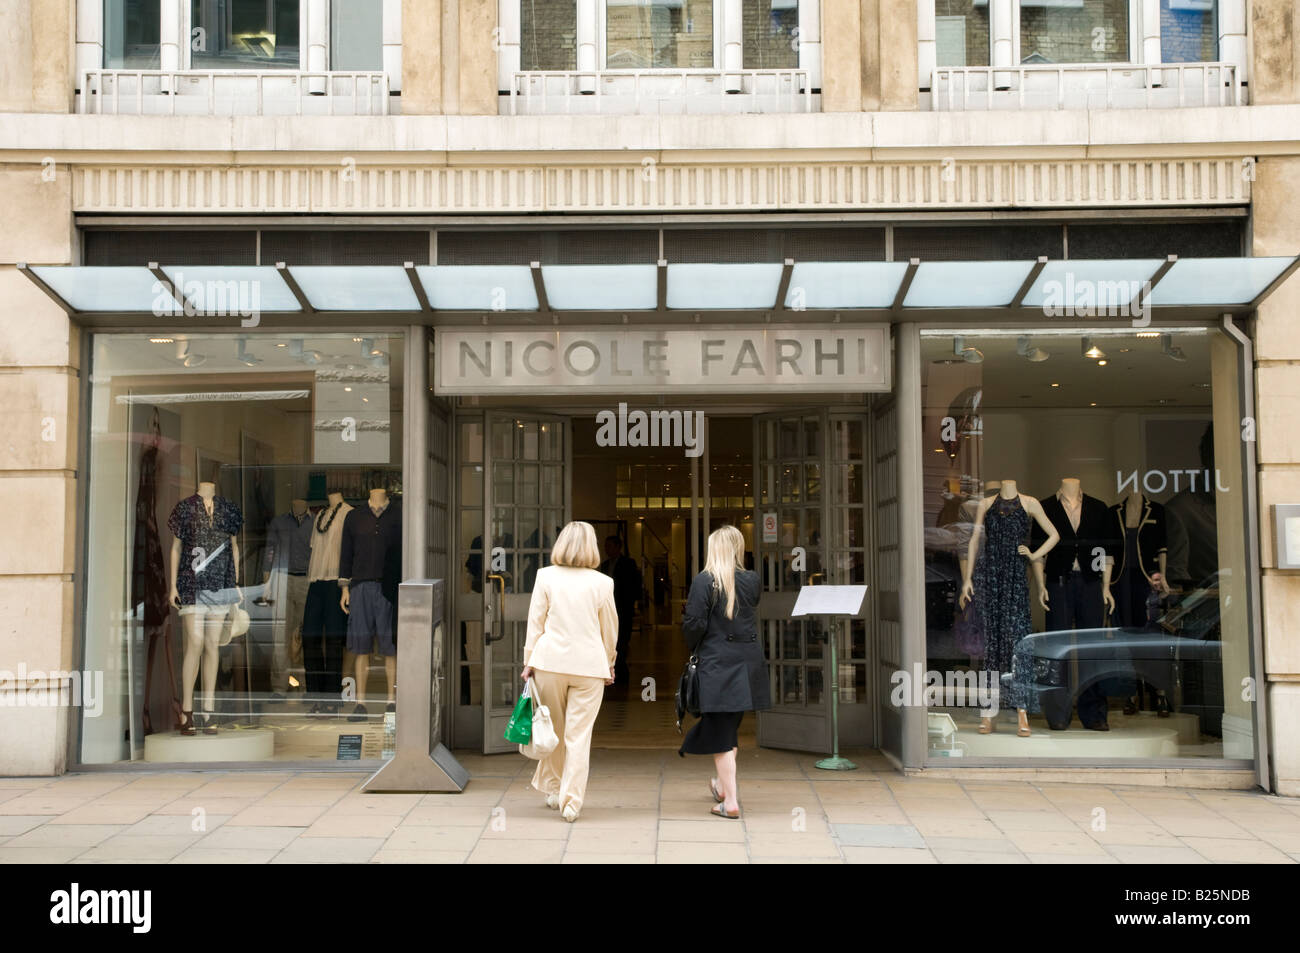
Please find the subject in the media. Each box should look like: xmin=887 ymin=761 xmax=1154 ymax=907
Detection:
xmin=520 ymin=521 xmax=619 ymax=823
xmin=599 ymin=534 xmax=641 ymax=688
xmin=679 ymin=525 xmax=771 ymax=819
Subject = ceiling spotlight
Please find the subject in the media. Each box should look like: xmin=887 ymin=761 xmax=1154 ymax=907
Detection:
xmin=289 ymin=340 xmax=321 ymax=366
xmin=1016 ymin=336 xmax=1049 ymax=363
xmin=1082 ymin=337 xmax=1106 ymax=360
xmin=360 ymin=338 xmax=385 ymax=358
xmin=953 ymin=336 xmax=984 ymax=364
xmin=1161 ymin=333 xmax=1187 ymax=362
xmin=1097 ymin=359 xmax=1109 ymax=366
xmin=237 ymin=340 xmax=262 ymax=367
xmin=175 ymin=341 xmax=207 ymax=368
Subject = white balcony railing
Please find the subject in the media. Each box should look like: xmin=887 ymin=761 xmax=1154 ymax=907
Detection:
xmin=78 ymin=70 xmax=392 ymax=116
xmin=504 ymin=70 xmax=815 ymax=116
xmin=930 ymin=63 xmax=1245 ymax=111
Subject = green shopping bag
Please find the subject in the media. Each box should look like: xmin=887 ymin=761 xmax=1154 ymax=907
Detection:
xmin=503 ymin=688 xmax=533 ymax=745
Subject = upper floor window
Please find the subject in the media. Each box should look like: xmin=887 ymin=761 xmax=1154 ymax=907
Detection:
xmin=935 ymin=0 xmax=990 ymax=66
xmin=191 ymin=0 xmax=301 ymax=69
xmin=742 ymin=0 xmax=798 ymax=68
xmin=104 ymin=0 xmax=161 ymax=68
xmin=1019 ymin=0 xmax=1129 ymax=64
xmin=521 ymin=0 xmax=577 ymax=69
xmin=1161 ymin=0 xmax=1218 ymax=62
xmin=330 ymin=0 xmax=383 ymax=70
xmin=606 ymin=0 xmax=715 ymax=69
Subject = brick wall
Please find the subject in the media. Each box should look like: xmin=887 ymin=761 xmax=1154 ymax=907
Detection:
xmin=935 ymin=0 xmax=990 ymax=66
xmin=1160 ymin=0 xmax=1217 ymax=63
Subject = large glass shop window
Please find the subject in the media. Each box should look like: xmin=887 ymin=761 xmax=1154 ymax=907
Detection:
xmin=919 ymin=328 xmax=1251 ymax=761
xmin=81 ymin=332 xmax=405 ymax=764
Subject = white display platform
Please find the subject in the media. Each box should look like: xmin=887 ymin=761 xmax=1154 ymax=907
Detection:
xmin=144 ymin=727 xmax=275 ymax=763
xmin=931 ymin=711 xmax=1200 ymax=759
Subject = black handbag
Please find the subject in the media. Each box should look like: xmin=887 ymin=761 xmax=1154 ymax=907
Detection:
xmin=675 ymin=654 xmax=701 ymax=731
xmin=675 ymin=577 xmax=715 ymax=731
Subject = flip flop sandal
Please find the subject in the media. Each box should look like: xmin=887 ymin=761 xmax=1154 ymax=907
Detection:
xmin=711 ymin=804 xmax=741 ymax=820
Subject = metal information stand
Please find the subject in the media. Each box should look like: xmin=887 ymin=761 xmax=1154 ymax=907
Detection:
xmin=792 ymin=584 xmax=868 ymax=772
xmin=364 ymin=579 xmax=469 ymax=793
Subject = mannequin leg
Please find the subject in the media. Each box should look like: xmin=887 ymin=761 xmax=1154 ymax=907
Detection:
xmin=354 ymin=654 xmax=369 ymax=708
xmin=180 ymin=613 xmax=204 ymax=714
xmin=200 ymin=612 xmax=224 ymax=726
xmin=385 ymin=656 xmax=396 ymax=706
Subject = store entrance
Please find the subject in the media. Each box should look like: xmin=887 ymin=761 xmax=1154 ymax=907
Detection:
xmin=448 ymin=397 xmax=882 ymax=755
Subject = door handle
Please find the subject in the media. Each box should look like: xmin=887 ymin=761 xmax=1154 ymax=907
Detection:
xmin=484 ymin=573 xmax=507 ymax=644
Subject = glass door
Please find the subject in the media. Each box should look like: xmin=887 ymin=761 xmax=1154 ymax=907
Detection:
xmin=481 ymin=412 xmax=569 ymax=754
xmin=753 ymin=411 xmax=833 ymax=752
xmin=753 ymin=409 xmax=873 ymax=752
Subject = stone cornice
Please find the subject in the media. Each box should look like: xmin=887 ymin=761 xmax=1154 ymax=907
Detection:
xmin=1 ymin=105 xmax=1299 ymax=163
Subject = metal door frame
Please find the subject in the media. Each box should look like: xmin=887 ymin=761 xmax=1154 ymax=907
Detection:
xmin=481 ymin=410 xmax=571 ymax=753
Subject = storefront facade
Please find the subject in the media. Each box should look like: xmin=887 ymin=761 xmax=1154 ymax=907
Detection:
xmin=4 ymin=0 xmax=1300 ymax=795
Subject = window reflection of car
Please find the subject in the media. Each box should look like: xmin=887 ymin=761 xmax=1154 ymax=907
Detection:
xmin=1011 ymin=575 xmax=1224 ymax=734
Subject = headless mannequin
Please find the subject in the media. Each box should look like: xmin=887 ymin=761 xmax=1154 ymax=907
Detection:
xmin=1121 ymin=492 xmax=1170 ymax=715
xmin=341 ymin=488 xmax=397 ymax=710
xmin=1055 ymin=478 xmax=1116 ymax=615
xmin=261 ymin=498 xmax=310 ymax=587
xmin=959 ymin=480 xmax=1060 ymax=737
xmin=169 ymin=482 xmax=242 ymax=733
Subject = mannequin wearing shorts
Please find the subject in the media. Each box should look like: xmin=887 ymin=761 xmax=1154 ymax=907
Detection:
xmin=168 ymin=482 xmax=244 ymax=735
xmin=339 ymin=488 xmax=401 ymax=722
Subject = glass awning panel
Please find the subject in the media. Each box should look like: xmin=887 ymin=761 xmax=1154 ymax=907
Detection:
xmin=416 ymin=265 xmax=537 ymax=311
xmin=542 ymin=264 xmax=657 ymax=310
xmin=666 ymin=263 xmax=785 ymax=309
xmin=785 ymin=262 xmax=911 ymax=309
xmin=1147 ymin=257 xmax=1296 ymax=306
xmin=29 ymin=266 xmax=182 ymax=314
xmin=290 ymin=265 xmax=420 ymax=311
xmin=904 ymin=261 xmax=1037 ymax=308
xmin=160 ymin=265 xmax=301 ymax=313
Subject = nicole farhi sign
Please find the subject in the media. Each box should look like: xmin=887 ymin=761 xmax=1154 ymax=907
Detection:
xmin=434 ymin=326 xmax=890 ymax=395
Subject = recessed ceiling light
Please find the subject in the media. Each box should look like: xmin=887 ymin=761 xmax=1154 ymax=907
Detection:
xmin=150 ymin=337 xmax=174 ymax=344
xmin=1097 ymin=359 xmax=1108 ymax=366
xmin=344 ymin=386 xmax=352 ymax=392
xmin=1090 ymin=402 xmax=1097 ymax=407
xmin=1136 ymin=331 xmax=1160 ymax=339
xmin=1050 ymin=383 xmax=1060 ymax=388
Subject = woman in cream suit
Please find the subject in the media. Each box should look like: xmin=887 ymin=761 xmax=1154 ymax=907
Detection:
xmin=521 ymin=521 xmax=619 ymax=822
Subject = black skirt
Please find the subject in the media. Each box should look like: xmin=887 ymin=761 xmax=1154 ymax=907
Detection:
xmin=678 ymin=711 xmax=744 ymax=756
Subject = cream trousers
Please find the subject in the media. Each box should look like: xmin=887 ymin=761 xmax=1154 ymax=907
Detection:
xmin=528 ymin=669 xmax=605 ymax=814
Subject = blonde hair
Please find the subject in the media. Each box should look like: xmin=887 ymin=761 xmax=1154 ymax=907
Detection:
xmin=703 ymin=525 xmax=746 ymax=619
xmin=551 ymin=521 xmax=601 ymax=570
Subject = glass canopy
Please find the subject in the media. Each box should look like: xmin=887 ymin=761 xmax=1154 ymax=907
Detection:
xmin=21 ymin=257 xmax=1299 ymax=317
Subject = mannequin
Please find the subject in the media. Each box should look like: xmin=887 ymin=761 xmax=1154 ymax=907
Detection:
xmin=959 ymin=480 xmax=1059 ymax=738
xmin=134 ymin=410 xmax=182 ymax=735
xmin=262 ymin=497 xmax=313 ymax=700
xmin=1031 ymin=477 xmax=1120 ymax=730
xmin=339 ymin=487 xmax=402 ymax=721
xmin=168 ymin=481 xmax=244 ymax=735
xmin=952 ymin=481 xmax=1001 ymax=663
xmin=1110 ymin=492 xmax=1171 ymax=715
xmin=303 ymin=490 xmax=353 ymax=715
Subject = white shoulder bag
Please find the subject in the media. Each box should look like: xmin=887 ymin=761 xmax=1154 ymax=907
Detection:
xmin=519 ymin=679 xmax=559 ymax=759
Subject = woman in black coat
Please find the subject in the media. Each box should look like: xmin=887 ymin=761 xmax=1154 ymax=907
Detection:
xmin=679 ymin=525 xmax=772 ymax=818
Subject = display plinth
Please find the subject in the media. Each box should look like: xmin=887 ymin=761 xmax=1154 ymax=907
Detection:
xmin=144 ymin=728 xmax=274 ymax=763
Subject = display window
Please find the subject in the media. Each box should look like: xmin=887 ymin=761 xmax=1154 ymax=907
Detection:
xmin=81 ymin=332 xmax=405 ymax=764
xmin=920 ymin=327 xmax=1252 ymax=760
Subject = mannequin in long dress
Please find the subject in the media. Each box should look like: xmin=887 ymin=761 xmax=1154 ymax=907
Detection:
xmin=959 ymin=480 xmax=1059 ymax=737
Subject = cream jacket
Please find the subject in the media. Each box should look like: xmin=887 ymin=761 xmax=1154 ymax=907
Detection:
xmin=523 ymin=565 xmax=619 ymax=680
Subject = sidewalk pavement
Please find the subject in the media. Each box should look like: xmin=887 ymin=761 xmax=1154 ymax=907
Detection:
xmin=1 ymin=748 xmax=1298 ymax=864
